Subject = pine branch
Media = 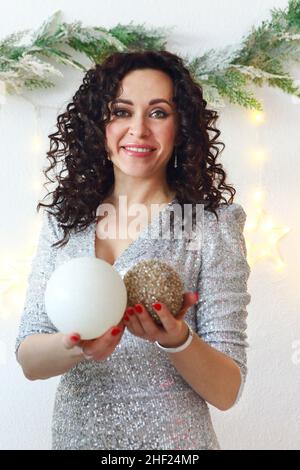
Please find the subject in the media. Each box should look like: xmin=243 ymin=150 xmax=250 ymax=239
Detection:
xmin=108 ymin=22 xmax=170 ymax=50
xmin=0 ymin=2 xmax=300 ymax=109
xmin=209 ymin=69 xmax=263 ymax=110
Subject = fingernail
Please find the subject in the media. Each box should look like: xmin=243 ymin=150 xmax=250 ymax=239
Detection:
xmin=126 ymin=307 xmax=135 ymax=316
xmin=70 ymin=334 xmax=80 ymax=342
xmin=123 ymin=314 xmax=129 ymax=321
xmin=134 ymin=304 xmax=143 ymax=314
xmin=152 ymin=303 xmax=162 ymax=311
xmin=193 ymin=292 xmax=199 ymax=301
xmin=111 ymin=327 xmax=121 ymax=336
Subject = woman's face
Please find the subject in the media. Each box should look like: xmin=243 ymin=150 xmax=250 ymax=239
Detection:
xmin=105 ymin=68 xmax=178 ymax=178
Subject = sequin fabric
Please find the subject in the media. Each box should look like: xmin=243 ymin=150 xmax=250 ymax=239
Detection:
xmin=15 ymin=199 xmax=251 ymax=450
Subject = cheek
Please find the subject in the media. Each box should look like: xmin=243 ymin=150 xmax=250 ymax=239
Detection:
xmin=156 ymin=122 xmax=176 ymax=145
xmin=105 ymin=123 xmax=122 ymax=147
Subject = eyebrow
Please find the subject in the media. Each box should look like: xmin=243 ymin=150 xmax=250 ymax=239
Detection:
xmin=111 ymin=98 xmax=174 ymax=107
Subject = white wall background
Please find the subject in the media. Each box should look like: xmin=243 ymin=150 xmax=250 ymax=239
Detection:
xmin=0 ymin=0 xmax=299 ymax=450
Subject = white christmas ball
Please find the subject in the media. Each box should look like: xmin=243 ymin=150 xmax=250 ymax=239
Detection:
xmin=45 ymin=257 xmax=127 ymax=339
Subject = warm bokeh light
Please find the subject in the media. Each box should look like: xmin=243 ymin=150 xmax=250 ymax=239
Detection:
xmin=31 ymin=134 xmax=44 ymax=154
xmin=0 ymin=238 xmax=39 ymax=320
xmin=244 ymin=206 xmax=290 ymax=268
xmin=251 ymin=149 xmax=267 ymax=163
xmin=249 ymin=110 xmax=265 ymax=125
xmin=252 ymin=189 xmax=265 ymax=204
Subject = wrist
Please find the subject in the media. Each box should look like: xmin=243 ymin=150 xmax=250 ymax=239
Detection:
xmin=159 ymin=323 xmax=190 ymax=348
xmin=155 ymin=322 xmax=194 ymax=353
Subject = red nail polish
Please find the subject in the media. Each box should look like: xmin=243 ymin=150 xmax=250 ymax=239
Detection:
xmin=134 ymin=304 xmax=143 ymax=314
xmin=111 ymin=327 xmax=121 ymax=336
xmin=123 ymin=314 xmax=129 ymax=321
xmin=127 ymin=307 xmax=135 ymax=316
xmin=70 ymin=334 xmax=80 ymax=342
xmin=153 ymin=303 xmax=162 ymax=311
xmin=194 ymin=292 xmax=199 ymax=301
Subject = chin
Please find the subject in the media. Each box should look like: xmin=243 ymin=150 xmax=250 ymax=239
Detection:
xmin=115 ymin=160 xmax=155 ymax=176
xmin=123 ymin=168 xmax=152 ymax=178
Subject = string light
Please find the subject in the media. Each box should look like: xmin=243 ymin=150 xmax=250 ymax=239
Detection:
xmin=0 ymin=253 xmax=34 ymax=319
xmin=252 ymin=189 xmax=266 ymax=204
xmin=0 ymin=98 xmax=60 ymax=317
xmin=250 ymin=148 xmax=267 ymax=164
xmin=245 ymin=205 xmax=290 ymax=270
xmin=249 ymin=110 xmax=265 ymax=125
xmin=0 ymin=214 xmax=43 ymax=319
xmin=244 ymin=103 xmax=290 ymax=270
xmin=31 ymin=133 xmax=44 ymax=154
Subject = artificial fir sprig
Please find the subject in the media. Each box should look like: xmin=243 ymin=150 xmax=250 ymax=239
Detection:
xmin=0 ymin=2 xmax=300 ymax=110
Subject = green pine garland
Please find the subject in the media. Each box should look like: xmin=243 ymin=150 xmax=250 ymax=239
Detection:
xmin=0 ymin=1 xmax=300 ymax=110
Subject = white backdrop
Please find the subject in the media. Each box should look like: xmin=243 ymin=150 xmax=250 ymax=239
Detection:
xmin=0 ymin=0 xmax=299 ymax=450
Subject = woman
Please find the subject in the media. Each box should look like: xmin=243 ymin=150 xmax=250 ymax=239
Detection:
xmin=15 ymin=50 xmax=251 ymax=450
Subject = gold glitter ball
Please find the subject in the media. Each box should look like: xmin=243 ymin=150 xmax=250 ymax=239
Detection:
xmin=123 ymin=259 xmax=184 ymax=324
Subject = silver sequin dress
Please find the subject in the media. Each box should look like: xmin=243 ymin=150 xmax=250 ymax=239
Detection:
xmin=15 ymin=199 xmax=251 ymax=450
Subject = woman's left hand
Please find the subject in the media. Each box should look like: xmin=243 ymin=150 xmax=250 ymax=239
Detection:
xmin=123 ymin=291 xmax=199 ymax=348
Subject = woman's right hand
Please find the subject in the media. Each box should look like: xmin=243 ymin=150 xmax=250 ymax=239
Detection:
xmin=62 ymin=320 xmax=125 ymax=362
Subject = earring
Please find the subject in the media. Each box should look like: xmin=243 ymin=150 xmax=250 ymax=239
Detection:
xmin=174 ymin=151 xmax=178 ymax=168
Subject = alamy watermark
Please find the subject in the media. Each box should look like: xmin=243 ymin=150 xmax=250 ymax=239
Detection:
xmin=96 ymin=196 xmax=204 ymax=252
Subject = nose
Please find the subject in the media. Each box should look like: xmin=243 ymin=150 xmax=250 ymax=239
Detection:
xmin=128 ymin=114 xmax=151 ymax=137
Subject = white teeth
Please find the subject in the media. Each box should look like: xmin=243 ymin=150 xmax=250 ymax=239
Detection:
xmin=124 ymin=147 xmax=154 ymax=153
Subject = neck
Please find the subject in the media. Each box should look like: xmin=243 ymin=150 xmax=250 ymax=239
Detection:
xmin=106 ymin=176 xmax=176 ymax=208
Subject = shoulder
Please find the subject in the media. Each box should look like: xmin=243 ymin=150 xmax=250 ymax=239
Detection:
xmin=200 ymin=202 xmax=248 ymax=260
xmin=41 ymin=209 xmax=63 ymax=241
xmin=204 ymin=202 xmax=247 ymax=232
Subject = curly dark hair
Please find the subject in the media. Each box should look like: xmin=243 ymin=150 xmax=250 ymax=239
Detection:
xmin=37 ymin=49 xmax=236 ymax=248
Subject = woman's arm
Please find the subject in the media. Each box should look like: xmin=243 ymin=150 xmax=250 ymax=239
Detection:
xmin=17 ymin=322 xmax=126 ymax=380
xmin=167 ymin=332 xmax=242 ymax=411
xmin=16 ymin=333 xmax=85 ymax=380
xmin=190 ymin=203 xmax=251 ymax=410
xmin=124 ymin=203 xmax=251 ymax=411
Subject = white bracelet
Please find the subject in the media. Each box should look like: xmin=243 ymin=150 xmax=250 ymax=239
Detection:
xmin=155 ymin=322 xmax=194 ymax=353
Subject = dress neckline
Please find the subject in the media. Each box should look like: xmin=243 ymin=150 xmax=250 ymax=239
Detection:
xmin=93 ymin=197 xmax=177 ymax=267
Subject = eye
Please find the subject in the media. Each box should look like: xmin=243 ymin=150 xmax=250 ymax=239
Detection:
xmin=111 ymin=108 xmax=129 ymax=118
xmin=111 ymin=108 xmax=169 ymax=119
xmin=151 ymin=109 xmax=168 ymax=119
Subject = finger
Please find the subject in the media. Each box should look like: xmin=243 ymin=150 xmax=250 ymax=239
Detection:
xmin=93 ymin=343 xmax=117 ymax=362
xmin=182 ymin=291 xmax=199 ymax=309
xmin=116 ymin=318 xmax=126 ymax=329
xmin=124 ymin=304 xmax=147 ymax=337
xmin=63 ymin=332 xmax=82 ymax=350
xmin=175 ymin=292 xmax=199 ymax=318
xmin=83 ymin=324 xmax=124 ymax=356
xmin=131 ymin=304 xmax=161 ymax=340
xmin=152 ymin=302 xmax=178 ymax=333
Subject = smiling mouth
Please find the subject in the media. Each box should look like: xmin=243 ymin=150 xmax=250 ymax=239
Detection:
xmin=121 ymin=147 xmax=157 ymax=157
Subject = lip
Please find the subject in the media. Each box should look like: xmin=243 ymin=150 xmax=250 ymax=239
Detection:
xmin=121 ymin=147 xmax=156 ymax=157
xmin=122 ymin=144 xmax=157 ymax=150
